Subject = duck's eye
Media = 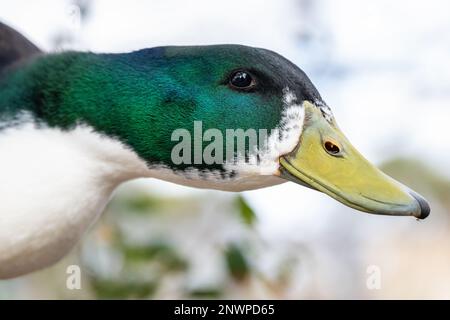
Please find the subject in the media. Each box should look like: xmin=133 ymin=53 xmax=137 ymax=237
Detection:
xmin=324 ymin=141 xmax=341 ymax=155
xmin=229 ymin=71 xmax=255 ymax=89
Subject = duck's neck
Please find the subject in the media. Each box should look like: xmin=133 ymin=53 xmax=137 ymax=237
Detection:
xmin=0 ymin=53 xmax=157 ymax=277
xmin=0 ymin=50 xmax=183 ymax=168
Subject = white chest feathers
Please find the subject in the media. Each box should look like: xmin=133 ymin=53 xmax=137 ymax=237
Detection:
xmin=0 ymin=123 xmax=150 ymax=278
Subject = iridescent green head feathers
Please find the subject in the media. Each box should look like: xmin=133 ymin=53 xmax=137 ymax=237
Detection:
xmin=1 ymin=44 xmax=322 ymax=173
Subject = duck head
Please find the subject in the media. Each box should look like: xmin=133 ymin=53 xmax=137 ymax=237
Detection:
xmin=132 ymin=46 xmax=430 ymax=218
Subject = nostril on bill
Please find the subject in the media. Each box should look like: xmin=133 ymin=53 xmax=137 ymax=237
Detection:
xmin=409 ymin=191 xmax=431 ymax=220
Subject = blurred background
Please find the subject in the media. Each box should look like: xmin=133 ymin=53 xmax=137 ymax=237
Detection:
xmin=0 ymin=0 xmax=449 ymax=299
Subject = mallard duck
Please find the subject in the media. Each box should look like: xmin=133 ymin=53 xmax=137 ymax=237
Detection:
xmin=0 ymin=23 xmax=429 ymax=278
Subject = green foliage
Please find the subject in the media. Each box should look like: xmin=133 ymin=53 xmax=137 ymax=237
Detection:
xmin=90 ymin=278 xmax=157 ymax=299
xmin=106 ymin=191 xmax=162 ymax=215
xmin=236 ymin=195 xmax=257 ymax=226
xmin=124 ymin=195 xmax=160 ymax=214
xmin=121 ymin=242 xmax=188 ymax=271
xmin=225 ymin=243 xmax=250 ymax=281
xmin=188 ymin=287 xmax=223 ymax=298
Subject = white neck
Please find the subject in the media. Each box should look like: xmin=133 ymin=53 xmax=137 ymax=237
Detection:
xmin=0 ymin=122 xmax=149 ymax=278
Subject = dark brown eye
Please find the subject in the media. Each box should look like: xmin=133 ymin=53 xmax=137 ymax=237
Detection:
xmin=229 ymin=71 xmax=254 ymax=89
xmin=324 ymin=141 xmax=341 ymax=155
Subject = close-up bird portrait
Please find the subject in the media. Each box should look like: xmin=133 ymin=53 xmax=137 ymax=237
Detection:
xmin=0 ymin=0 xmax=449 ymax=307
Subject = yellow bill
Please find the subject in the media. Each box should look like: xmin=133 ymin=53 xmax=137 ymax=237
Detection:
xmin=279 ymin=101 xmax=430 ymax=219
